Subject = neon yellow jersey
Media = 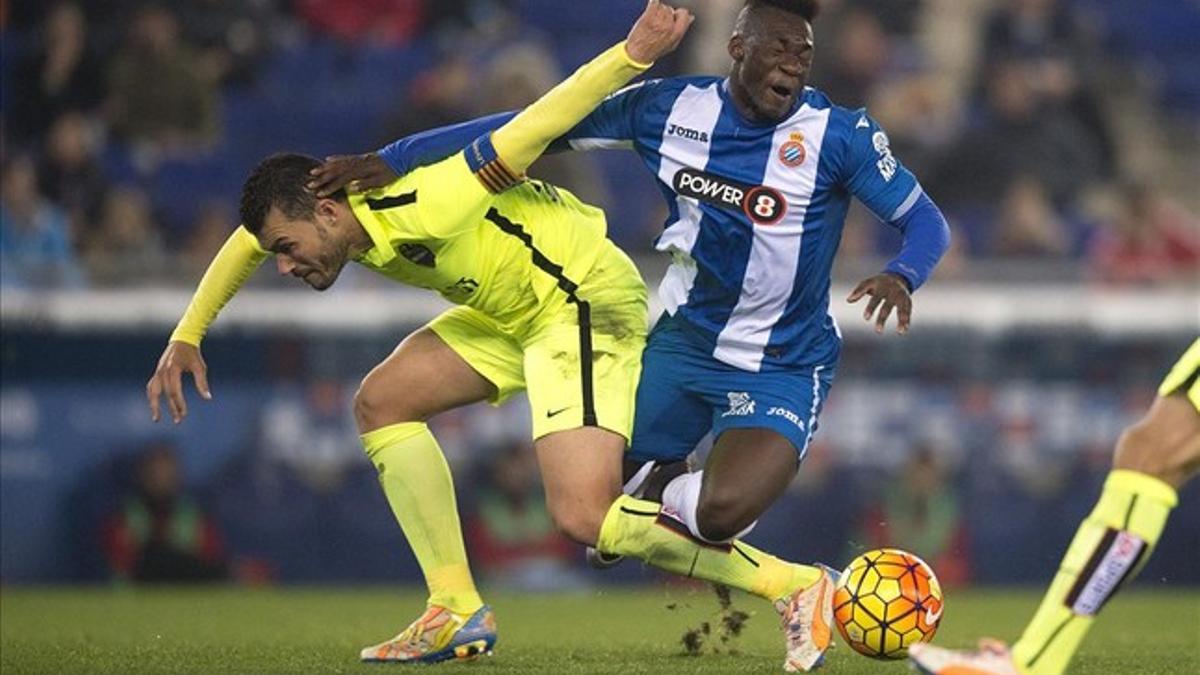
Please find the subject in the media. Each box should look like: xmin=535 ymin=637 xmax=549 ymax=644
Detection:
xmin=347 ymin=152 xmax=608 ymax=330
xmin=1158 ymin=338 xmax=1200 ymax=411
xmin=169 ymin=41 xmax=649 ymax=346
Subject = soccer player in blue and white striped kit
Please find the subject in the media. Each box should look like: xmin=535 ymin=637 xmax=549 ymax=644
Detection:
xmin=313 ymin=0 xmax=950 ymax=668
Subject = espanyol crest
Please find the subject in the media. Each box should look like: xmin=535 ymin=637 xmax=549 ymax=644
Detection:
xmin=778 ymin=131 xmax=806 ymax=167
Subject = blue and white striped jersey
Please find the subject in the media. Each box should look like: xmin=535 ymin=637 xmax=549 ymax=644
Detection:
xmin=379 ymin=76 xmax=947 ymax=373
xmin=561 ymin=77 xmax=925 ymax=371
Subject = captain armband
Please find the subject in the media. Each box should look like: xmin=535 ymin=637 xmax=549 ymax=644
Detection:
xmin=464 ymin=134 xmax=523 ymax=194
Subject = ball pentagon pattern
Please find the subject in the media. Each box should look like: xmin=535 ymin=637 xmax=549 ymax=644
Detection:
xmin=832 ymin=548 xmax=944 ymax=659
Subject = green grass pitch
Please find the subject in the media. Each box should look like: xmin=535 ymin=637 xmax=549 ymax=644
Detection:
xmin=2 ymin=586 xmax=1197 ymax=673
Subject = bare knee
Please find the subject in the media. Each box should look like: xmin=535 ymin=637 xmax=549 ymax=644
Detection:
xmin=536 ymin=427 xmax=626 ymax=546
xmin=695 ymin=489 xmax=756 ymax=543
xmin=546 ymin=498 xmax=609 ymax=547
xmin=1113 ymin=396 xmax=1200 ymax=489
xmin=353 ymin=372 xmax=418 ymax=433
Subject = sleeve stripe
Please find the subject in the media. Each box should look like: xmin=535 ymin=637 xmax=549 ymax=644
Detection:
xmin=490 ymin=156 xmax=519 ymax=183
xmin=889 ymin=185 xmax=924 ymax=221
xmin=483 ymin=167 xmax=505 ymax=193
xmin=465 ymin=134 xmax=522 ymax=194
xmin=567 ymin=137 xmax=635 ymax=151
xmin=478 ymin=164 xmax=507 ymax=193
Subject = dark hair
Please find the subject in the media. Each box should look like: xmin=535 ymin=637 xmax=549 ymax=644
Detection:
xmin=239 ymin=153 xmax=344 ymax=235
xmin=744 ymin=0 xmax=820 ymax=22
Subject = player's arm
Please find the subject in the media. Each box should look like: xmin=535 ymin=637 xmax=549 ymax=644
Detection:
xmin=146 ymin=226 xmax=268 ymax=423
xmin=843 ymin=115 xmax=950 ymax=334
xmin=379 ymin=112 xmax=517 ymax=176
xmin=307 ymin=79 xmax=655 ymax=197
xmin=486 ymin=1 xmax=690 ymax=178
xmin=307 ymin=29 xmax=669 ymax=198
xmin=396 ymin=1 xmax=691 ymax=239
xmin=307 ymin=112 xmax=518 ymax=197
xmin=371 ymin=75 xmax=658 ymax=176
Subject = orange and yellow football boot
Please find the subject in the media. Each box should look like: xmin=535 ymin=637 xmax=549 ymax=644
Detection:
xmin=360 ymin=604 xmax=496 ymax=664
xmin=776 ymin=564 xmax=838 ymax=672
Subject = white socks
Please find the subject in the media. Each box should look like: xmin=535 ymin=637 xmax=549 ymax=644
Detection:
xmin=660 ymin=470 xmax=757 ymax=543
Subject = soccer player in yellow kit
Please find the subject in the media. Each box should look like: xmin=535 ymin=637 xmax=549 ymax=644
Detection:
xmin=909 ymin=338 xmax=1200 ymax=675
xmin=146 ymin=2 xmax=837 ymax=670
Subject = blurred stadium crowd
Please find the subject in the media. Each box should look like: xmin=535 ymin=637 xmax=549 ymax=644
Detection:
xmin=2 ymin=0 xmax=1198 ymax=289
xmin=3 ymin=329 xmax=1197 ymax=586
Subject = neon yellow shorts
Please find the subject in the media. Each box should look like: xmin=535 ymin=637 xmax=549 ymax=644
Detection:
xmin=1158 ymin=338 xmax=1200 ymax=412
xmin=429 ymin=243 xmax=647 ymax=441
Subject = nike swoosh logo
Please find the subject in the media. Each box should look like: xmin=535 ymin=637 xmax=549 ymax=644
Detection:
xmin=546 ymin=407 xmax=572 ymax=418
xmin=924 ymin=604 xmax=943 ymax=625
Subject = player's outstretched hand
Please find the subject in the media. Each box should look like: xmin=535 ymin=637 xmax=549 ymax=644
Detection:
xmin=147 ymin=341 xmax=212 ymax=424
xmin=626 ymin=0 xmax=694 ymax=65
xmin=306 ymin=153 xmax=398 ymax=198
xmin=847 ymin=273 xmax=913 ymax=335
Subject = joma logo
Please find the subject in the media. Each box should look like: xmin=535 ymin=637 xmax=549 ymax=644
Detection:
xmin=667 ymin=124 xmax=709 ymax=143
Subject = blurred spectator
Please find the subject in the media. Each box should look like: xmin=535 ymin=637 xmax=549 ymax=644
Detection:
xmin=37 ymin=112 xmax=110 ymax=231
xmin=380 ymin=33 xmax=618 ymax=210
xmin=478 ymin=43 xmax=612 ymax=208
xmin=102 ymin=442 xmax=228 ymax=583
xmin=841 ymin=0 xmax=923 ymax=38
xmin=0 ymin=154 xmax=84 ymax=288
xmin=809 ymin=8 xmax=893 ymax=110
xmin=294 ymin=0 xmax=424 ymax=47
xmin=257 ymin=378 xmax=360 ymax=493
xmin=979 ymin=0 xmax=1085 ymax=64
xmin=1088 ymin=181 xmax=1200 ymax=285
xmin=423 ymin=0 xmax=518 ymax=40
xmin=683 ymin=0 xmax=740 ymax=75
xmin=926 ymin=222 xmax=969 ymax=280
xmin=855 ymin=445 xmax=970 ymax=586
xmin=105 ymin=4 xmax=220 ymax=159
xmin=83 ymin=186 xmax=171 ymax=284
xmin=993 ymin=177 xmax=1072 ymax=258
xmin=476 ymin=43 xmax=558 ymax=122
xmin=976 ymin=0 xmax=1114 ymax=176
xmin=7 ymin=2 xmax=105 ymax=143
xmin=867 ymin=74 xmax=958 ymax=176
xmin=174 ymin=0 xmax=276 ymax=88
xmin=466 ymin=440 xmax=583 ymax=591
xmin=931 ymin=59 xmax=1101 ymax=210
xmin=181 ymin=201 xmax=238 ymax=277
xmin=382 ymin=53 xmax=476 ymax=141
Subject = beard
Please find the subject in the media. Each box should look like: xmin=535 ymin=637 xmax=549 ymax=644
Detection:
xmin=305 ymin=227 xmax=352 ymax=290
xmin=305 ymin=260 xmax=344 ymax=291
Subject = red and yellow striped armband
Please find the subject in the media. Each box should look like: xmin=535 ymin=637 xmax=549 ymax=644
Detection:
xmin=464 ymin=133 xmax=523 ymax=194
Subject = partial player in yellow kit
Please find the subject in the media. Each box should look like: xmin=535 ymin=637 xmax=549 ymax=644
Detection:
xmin=146 ymin=2 xmax=691 ymax=664
xmin=147 ymin=3 xmax=847 ymax=670
xmin=910 ymin=338 xmax=1200 ymax=675
xmin=267 ymin=149 xmax=648 ymax=443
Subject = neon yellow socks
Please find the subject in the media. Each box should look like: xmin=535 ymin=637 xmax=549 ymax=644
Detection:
xmin=361 ymin=422 xmax=483 ymax=615
xmin=1012 ymin=470 xmax=1178 ymax=675
xmin=598 ymin=495 xmax=821 ymax=601
xmin=360 ymin=424 xmax=820 ymax=613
